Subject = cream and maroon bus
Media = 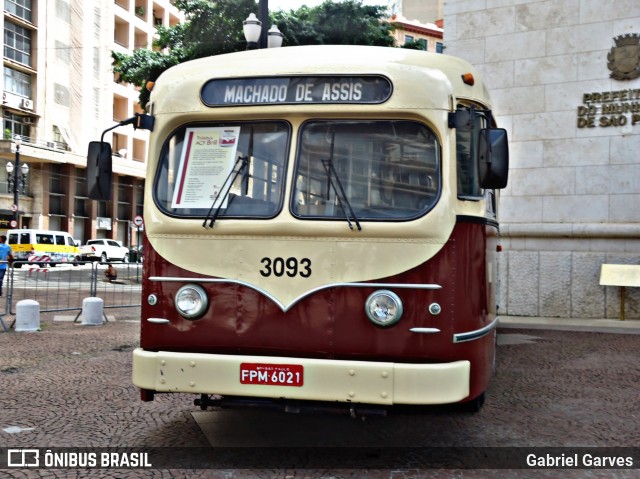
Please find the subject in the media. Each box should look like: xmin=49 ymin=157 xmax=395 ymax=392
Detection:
xmin=89 ymin=45 xmax=508 ymax=415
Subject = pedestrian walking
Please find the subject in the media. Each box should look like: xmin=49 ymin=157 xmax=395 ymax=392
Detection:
xmin=0 ymin=235 xmax=14 ymax=296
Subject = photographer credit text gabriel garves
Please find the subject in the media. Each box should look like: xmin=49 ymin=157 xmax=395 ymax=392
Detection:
xmin=527 ymin=453 xmax=633 ymax=468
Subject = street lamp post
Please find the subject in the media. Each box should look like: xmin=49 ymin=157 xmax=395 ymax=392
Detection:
xmin=6 ymin=138 xmax=29 ymax=228
xmin=243 ymin=0 xmax=283 ymax=50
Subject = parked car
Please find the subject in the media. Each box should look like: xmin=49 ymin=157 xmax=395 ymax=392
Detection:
xmin=7 ymin=229 xmax=80 ymax=267
xmin=78 ymin=239 xmax=130 ymax=263
xmin=129 ymin=245 xmax=143 ymax=263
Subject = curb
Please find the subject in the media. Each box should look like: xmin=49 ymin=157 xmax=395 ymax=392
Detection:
xmin=498 ymin=316 xmax=640 ymax=334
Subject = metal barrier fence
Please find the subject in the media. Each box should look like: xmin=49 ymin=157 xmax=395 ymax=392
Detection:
xmin=5 ymin=261 xmax=142 ymax=317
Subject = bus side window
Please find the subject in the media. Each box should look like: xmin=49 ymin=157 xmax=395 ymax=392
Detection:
xmin=20 ymin=233 xmax=30 ymax=244
xmin=56 ymin=235 xmax=65 ymax=245
xmin=455 ymin=105 xmax=483 ymax=200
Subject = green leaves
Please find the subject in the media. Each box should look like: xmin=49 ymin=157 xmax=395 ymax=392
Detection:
xmin=113 ymin=0 xmax=394 ymax=110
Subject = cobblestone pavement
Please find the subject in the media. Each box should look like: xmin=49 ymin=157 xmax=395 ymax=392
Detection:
xmin=0 ymin=314 xmax=638 ymax=479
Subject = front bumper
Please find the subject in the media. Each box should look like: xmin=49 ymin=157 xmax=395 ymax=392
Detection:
xmin=132 ymin=348 xmax=470 ymax=406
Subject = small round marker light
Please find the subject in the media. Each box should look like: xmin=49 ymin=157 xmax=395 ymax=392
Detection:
xmin=461 ymin=72 xmax=475 ymax=85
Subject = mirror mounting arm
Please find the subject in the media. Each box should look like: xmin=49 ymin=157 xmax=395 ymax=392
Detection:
xmin=101 ymin=113 xmax=155 ymax=143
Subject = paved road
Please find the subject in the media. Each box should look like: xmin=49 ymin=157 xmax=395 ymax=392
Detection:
xmin=0 ymin=317 xmax=638 ymax=478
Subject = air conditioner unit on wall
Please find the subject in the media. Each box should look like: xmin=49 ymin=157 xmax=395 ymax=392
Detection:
xmin=21 ymin=98 xmax=33 ymax=110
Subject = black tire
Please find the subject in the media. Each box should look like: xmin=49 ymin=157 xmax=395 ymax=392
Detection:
xmin=458 ymin=392 xmax=486 ymax=413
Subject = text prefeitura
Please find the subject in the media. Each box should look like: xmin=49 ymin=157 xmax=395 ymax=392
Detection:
xmin=577 ymin=88 xmax=640 ymax=128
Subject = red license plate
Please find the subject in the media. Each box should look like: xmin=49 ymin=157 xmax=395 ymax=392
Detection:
xmin=240 ymin=363 xmax=304 ymax=387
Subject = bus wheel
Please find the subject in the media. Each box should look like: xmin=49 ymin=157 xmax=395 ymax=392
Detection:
xmin=458 ymin=392 xmax=485 ymax=413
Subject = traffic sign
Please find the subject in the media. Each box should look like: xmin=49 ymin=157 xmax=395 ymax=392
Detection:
xmin=9 ymin=220 xmax=18 ymax=228
xmin=133 ymin=215 xmax=144 ymax=227
xmin=10 ymin=204 xmax=17 ymax=212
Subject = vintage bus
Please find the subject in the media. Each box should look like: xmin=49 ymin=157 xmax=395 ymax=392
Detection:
xmin=89 ymin=45 xmax=508 ymax=415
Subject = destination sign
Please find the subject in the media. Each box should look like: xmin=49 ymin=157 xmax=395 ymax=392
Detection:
xmin=201 ymin=75 xmax=392 ymax=106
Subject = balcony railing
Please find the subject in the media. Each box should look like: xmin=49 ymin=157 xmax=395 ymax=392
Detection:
xmin=3 ymin=134 xmax=70 ymax=152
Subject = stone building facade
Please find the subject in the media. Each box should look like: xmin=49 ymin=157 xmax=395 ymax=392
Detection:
xmin=444 ymin=1 xmax=640 ymax=319
xmin=1 ymin=0 xmax=182 ymax=246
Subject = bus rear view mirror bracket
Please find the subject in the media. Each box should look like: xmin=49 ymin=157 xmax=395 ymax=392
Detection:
xmin=478 ymin=128 xmax=509 ymax=189
xmin=86 ymin=113 xmax=155 ymax=201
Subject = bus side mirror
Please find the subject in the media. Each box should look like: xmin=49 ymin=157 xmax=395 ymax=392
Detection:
xmin=478 ymin=128 xmax=509 ymax=189
xmin=87 ymin=141 xmax=113 ymax=200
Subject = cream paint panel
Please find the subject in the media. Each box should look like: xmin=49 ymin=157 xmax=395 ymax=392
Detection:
xmin=151 ymin=234 xmax=449 ymax=308
xmin=132 ymin=349 xmax=471 ymax=405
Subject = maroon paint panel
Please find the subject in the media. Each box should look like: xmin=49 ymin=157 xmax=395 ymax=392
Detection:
xmin=140 ymin=221 xmax=496 ymax=371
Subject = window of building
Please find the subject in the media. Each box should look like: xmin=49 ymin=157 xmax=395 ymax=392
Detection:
xmin=117 ymin=178 xmax=132 ymax=220
xmin=134 ymin=182 xmax=144 ymax=216
xmin=49 ymin=165 xmax=66 ymax=216
xmin=97 ymin=201 xmax=108 ymax=218
xmin=436 ymin=42 xmax=444 ymax=54
xmin=55 ymin=40 xmax=71 ymax=63
xmin=53 ymin=126 xmax=69 ymax=150
xmin=4 ymin=111 xmax=30 ymax=140
xmin=4 ymin=21 xmax=32 ymax=67
xmin=404 ymin=34 xmax=414 ymax=43
xmin=5 ymin=0 xmax=33 ymax=23
xmin=417 ymin=38 xmax=427 ymax=50
xmin=4 ymin=66 xmax=32 ymax=97
xmin=74 ymin=167 xmax=89 ymax=217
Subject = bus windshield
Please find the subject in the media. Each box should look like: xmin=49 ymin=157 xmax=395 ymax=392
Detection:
xmin=293 ymin=120 xmax=440 ymax=220
xmin=154 ymin=121 xmax=289 ymax=218
xmin=154 ymin=119 xmax=440 ymax=222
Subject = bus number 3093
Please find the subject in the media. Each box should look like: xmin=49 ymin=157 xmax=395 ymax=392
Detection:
xmin=260 ymin=257 xmax=312 ymax=278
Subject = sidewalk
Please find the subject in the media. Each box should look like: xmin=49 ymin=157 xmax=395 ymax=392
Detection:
xmin=498 ymin=315 xmax=640 ymax=334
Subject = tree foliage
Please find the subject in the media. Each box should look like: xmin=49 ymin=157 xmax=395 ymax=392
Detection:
xmin=113 ymin=0 xmax=394 ymax=110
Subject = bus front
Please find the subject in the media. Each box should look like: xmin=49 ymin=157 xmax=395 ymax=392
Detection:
xmin=131 ymin=46 xmax=508 ymax=414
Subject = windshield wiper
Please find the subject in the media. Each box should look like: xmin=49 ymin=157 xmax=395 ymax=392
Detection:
xmin=321 ymin=157 xmax=362 ymax=231
xmin=202 ymin=155 xmax=248 ymax=228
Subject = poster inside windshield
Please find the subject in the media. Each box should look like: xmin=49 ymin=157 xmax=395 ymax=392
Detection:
xmin=171 ymin=127 xmax=240 ymax=209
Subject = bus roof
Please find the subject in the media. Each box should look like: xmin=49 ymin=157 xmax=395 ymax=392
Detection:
xmin=150 ymin=45 xmax=491 ymax=113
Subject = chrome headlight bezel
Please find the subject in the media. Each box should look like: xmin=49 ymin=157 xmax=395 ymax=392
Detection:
xmin=175 ymin=284 xmax=208 ymax=320
xmin=365 ymin=289 xmax=403 ymax=327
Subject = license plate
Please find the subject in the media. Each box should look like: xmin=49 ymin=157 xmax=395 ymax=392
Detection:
xmin=240 ymin=363 xmax=304 ymax=387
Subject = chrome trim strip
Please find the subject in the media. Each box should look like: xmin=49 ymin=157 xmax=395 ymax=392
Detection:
xmin=452 ymin=317 xmax=499 ymax=343
xmin=147 ymin=318 xmax=170 ymax=324
xmin=409 ymin=327 xmax=441 ymax=334
xmin=149 ymin=276 xmax=441 ymax=312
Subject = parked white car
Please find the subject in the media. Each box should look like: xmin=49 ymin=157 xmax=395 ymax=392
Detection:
xmin=78 ymin=239 xmax=130 ymax=263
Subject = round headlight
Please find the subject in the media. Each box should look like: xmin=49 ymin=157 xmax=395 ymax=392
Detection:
xmin=175 ymin=284 xmax=208 ymax=320
xmin=365 ymin=290 xmax=403 ymax=327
